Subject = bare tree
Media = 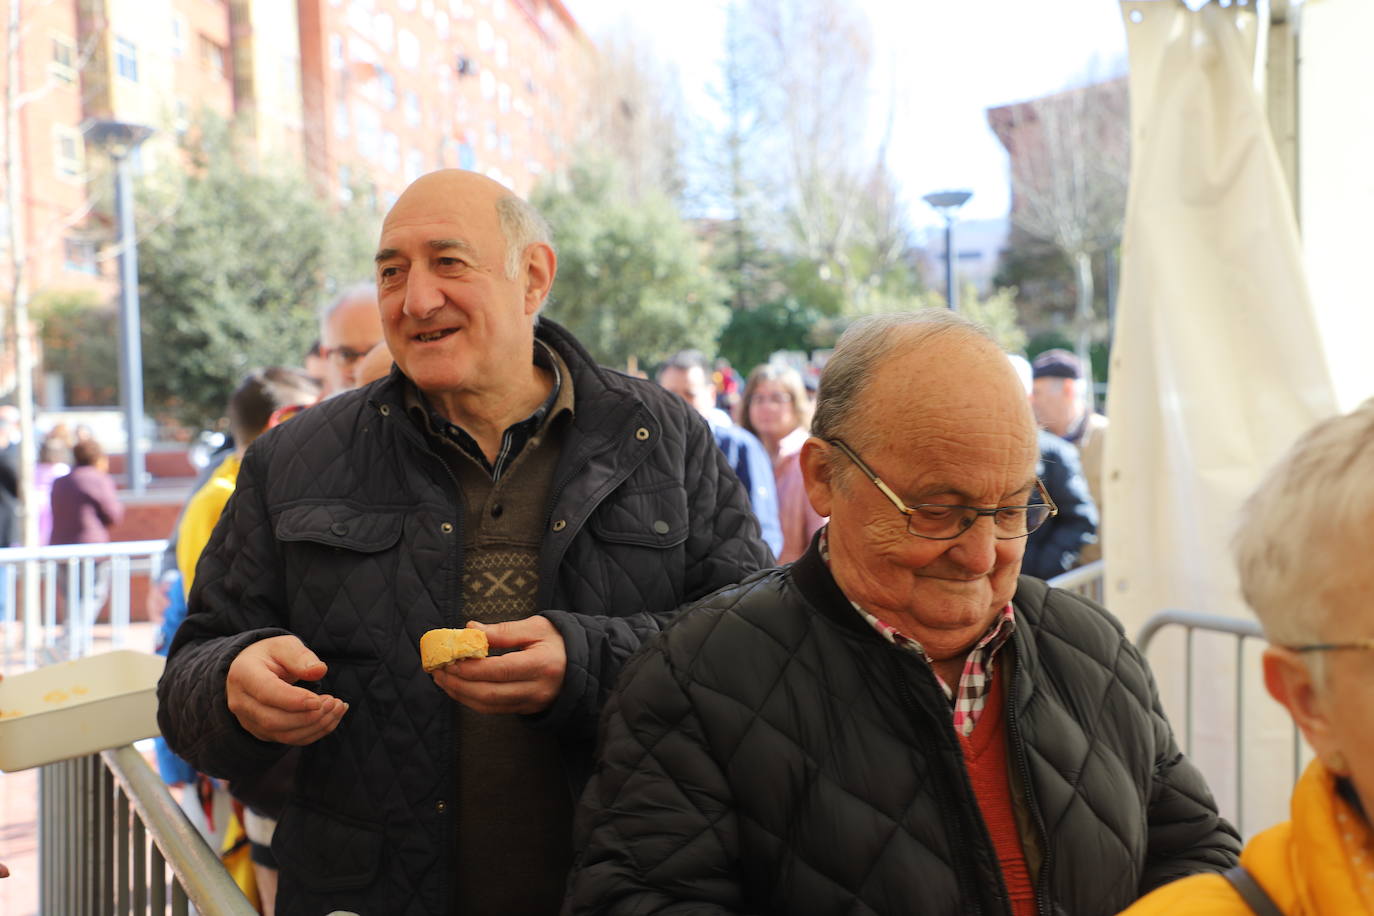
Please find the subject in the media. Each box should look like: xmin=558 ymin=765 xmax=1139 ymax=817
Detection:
xmin=989 ymin=74 xmax=1130 ymax=399
xmin=579 ymin=26 xmax=689 ymax=202
xmin=719 ymin=0 xmax=915 ymax=313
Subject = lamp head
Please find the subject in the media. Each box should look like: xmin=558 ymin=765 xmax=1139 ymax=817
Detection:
xmin=922 ymin=189 xmax=973 ymax=213
xmin=82 ymin=120 xmax=155 ymax=159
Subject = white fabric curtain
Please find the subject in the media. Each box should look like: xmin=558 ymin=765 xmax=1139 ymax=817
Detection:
xmin=1111 ymin=0 xmax=1338 ymax=834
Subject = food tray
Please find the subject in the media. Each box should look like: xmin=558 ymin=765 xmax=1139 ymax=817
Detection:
xmin=0 ymin=650 xmax=165 ymax=772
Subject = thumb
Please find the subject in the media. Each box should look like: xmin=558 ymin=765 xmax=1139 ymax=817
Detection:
xmin=275 ymin=644 xmax=327 ymax=682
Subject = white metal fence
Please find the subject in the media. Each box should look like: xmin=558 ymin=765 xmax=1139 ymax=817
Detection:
xmin=2 ymin=538 xmax=254 ymax=915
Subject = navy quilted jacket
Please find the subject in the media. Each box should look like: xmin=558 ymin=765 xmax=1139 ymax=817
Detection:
xmin=567 ymin=543 xmax=1240 ymax=915
xmin=156 ymin=319 xmax=773 ymax=916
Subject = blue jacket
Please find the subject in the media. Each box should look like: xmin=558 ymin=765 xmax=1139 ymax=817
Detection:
xmin=1023 ymin=429 xmax=1098 ymax=579
xmin=707 ymin=419 xmax=782 ymax=559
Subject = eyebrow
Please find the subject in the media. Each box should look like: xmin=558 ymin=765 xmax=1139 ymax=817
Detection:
xmin=915 ymin=476 xmax=1039 ymax=505
xmin=373 ymin=238 xmax=478 ymax=263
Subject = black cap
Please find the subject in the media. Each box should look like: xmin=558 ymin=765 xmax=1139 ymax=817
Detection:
xmin=1031 ymin=348 xmax=1082 ymax=380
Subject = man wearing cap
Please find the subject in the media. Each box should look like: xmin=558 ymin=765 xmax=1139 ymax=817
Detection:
xmin=1031 ymin=349 xmax=1109 ymax=563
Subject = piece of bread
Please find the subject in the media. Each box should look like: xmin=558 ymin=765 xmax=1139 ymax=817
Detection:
xmin=420 ymin=628 xmax=489 ymax=671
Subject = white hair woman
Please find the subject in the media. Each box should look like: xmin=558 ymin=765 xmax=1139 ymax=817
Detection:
xmin=1120 ymin=398 xmax=1374 ymax=914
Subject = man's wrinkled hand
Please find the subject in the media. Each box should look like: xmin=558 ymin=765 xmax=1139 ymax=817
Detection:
xmin=431 ymin=617 xmax=567 ymax=715
xmin=226 ymin=635 xmax=348 ymax=745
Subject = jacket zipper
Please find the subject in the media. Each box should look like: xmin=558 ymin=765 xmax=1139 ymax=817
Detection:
xmin=1007 ymin=658 xmax=1052 ymax=916
xmin=893 ymin=664 xmax=991 ymax=916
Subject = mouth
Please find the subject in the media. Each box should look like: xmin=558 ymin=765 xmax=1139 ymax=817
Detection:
xmin=413 ymin=328 xmax=458 ymax=344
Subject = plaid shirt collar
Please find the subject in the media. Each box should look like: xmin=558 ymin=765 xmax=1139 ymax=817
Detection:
xmin=818 ymin=526 xmax=1017 ymax=737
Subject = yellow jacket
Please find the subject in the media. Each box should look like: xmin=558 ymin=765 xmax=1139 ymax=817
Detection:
xmin=1117 ymin=759 xmax=1374 ymax=914
xmin=176 ymin=454 xmax=240 ymax=594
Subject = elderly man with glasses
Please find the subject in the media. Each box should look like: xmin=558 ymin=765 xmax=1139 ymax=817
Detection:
xmin=567 ymin=310 xmax=1238 ymax=916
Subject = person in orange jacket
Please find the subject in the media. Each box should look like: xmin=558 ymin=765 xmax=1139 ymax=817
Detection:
xmin=1119 ymin=399 xmax=1374 ymax=915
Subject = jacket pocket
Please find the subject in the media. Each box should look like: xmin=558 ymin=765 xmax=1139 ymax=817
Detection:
xmin=588 ymin=483 xmax=689 ymax=548
xmin=274 ymin=503 xmax=404 ymax=552
xmin=272 ymin=800 xmax=384 ymax=893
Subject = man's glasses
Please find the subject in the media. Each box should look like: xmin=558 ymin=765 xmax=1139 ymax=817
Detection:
xmin=324 ymin=345 xmax=369 ymax=366
xmin=827 ymin=438 xmax=1057 ymax=540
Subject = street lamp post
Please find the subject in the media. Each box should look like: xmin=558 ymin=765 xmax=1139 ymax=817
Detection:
xmin=83 ymin=120 xmax=154 ymax=494
xmin=922 ymin=189 xmax=973 ymax=312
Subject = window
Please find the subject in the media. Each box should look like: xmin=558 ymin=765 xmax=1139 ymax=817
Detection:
xmin=329 ymin=34 xmax=345 ymax=69
xmin=115 ymin=37 xmax=138 ymax=82
xmin=495 ymin=37 xmax=507 ymax=69
xmin=398 ymin=29 xmax=419 ymax=69
xmin=479 ymin=69 xmax=494 ymax=100
xmin=170 ymin=16 xmax=186 ymax=57
xmin=53 ymin=126 xmax=84 ymax=181
xmin=404 ymin=91 xmax=421 ymax=127
xmin=405 ymin=148 xmax=425 ymax=183
xmin=338 ymin=165 xmax=353 ymax=202
xmin=477 ymin=20 xmax=494 ymax=52
xmin=64 ymin=238 xmax=99 ymax=275
xmin=382 ymin=131 xmax=400 ymax=172
xmin=378 ymin=70 xmax=396 ymax=110
xmin=373 ymin=12 xmax=394 ymax=52
xmin=200 ymin=36 xmax=226 ymax=75
xmin=335 ymin=101 xmax=350 ymax=138
xmin=50 ymin=36 xmax=76 ymax=84
xmin=436 ymin=13 xmax=449 ymax=41
xmin=173 ymin=99 xmax=190 ymax=135
xmin=497 ymin=82 xmax=510 ymax=114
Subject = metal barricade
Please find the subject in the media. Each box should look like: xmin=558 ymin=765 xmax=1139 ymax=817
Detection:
xmin=0 ymin=539 xmax=168 ymax=671
xmin=1135 ymin=610 xmax=1304 ymax=836
xmin=39 ymin=746 xmax=256 ymax=916
xmin=1045 ymin=559 xmax=1105 ymax=604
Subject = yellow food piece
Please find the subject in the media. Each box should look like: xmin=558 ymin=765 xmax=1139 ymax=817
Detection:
xmin=71 ymin=685 xmax=89 ymax=695
xmin=0 ymin=709 xmax=21 ymax=719
xmin=43 ymin=689 xmax=70 ymax=703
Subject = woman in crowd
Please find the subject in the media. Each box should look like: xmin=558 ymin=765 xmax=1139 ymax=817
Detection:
xmin=50 ymin=438 xmax=125 ymax=623
xmin=1120 ymin=399 xmax=1374 ymax=915
xmin=739 ymin=364 xmax=824 ymax=563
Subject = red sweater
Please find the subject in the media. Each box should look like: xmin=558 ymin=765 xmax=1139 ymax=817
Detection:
xmin=958 ymin=666 xmax=1038 ymax=916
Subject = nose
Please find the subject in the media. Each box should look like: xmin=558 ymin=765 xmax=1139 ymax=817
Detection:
xmin=402 ymin=266 xmax=445 ymax=320
xmin=945 ymin=514 xmax=999 ymax=575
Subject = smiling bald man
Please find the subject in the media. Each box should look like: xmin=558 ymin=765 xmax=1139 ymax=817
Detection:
xmin=157 ymin=170 xmax=773 ymax=916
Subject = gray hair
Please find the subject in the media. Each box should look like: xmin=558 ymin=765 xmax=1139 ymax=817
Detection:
xmin=812 ymin=310 xmax=996 ymax=457
xmin=496 ymin=194 xmax=553 ymax=279
xmin=1233 ymin=398 xmax=1374 ymax=655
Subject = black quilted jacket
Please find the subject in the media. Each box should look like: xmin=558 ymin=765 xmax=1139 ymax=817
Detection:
xmin=156 ymin=319 xmax=774 ymax=916
xmin=567 ymin=542 xmax=1240 ymax=915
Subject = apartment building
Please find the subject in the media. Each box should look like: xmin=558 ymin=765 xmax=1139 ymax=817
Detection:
xmin=0 ymin=0 xmax=591 ymax=313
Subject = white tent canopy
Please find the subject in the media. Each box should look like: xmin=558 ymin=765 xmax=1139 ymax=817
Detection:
xmin=1109 ymin=0 xmax=1371 ymax=833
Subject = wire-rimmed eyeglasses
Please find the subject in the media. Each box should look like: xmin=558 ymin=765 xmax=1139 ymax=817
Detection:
xmin=826 ymin=438 xmax=1058 ymax=540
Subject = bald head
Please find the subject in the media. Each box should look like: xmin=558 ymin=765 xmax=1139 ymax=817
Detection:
xmin=380 ymin=169 xmax=552 ymax=285
xmin=813 ymin=311 xmax=1037 ymax=478
xmin=319 ymin=285 xmax=382 ymax=396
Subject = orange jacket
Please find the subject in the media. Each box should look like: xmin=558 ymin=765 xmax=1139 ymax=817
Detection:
xmin=1117 ymin=760 xmax=1374 ymax=914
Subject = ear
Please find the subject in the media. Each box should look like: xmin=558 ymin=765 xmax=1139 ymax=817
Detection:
xmin=521 ymin=242 xmax=557 ymax=316
xmin=799 ymin=436 xmax=835 ymax=518
xmin=1263 ymin=646 xmax=1344 ymax=774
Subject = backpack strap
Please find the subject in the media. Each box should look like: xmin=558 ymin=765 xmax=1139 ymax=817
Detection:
xmin=1222 ymin=865 xmax=1285 ymax=916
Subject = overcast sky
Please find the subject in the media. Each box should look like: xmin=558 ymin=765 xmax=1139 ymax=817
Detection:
xmin=565 ymin=0 xmax=1129 ymax=228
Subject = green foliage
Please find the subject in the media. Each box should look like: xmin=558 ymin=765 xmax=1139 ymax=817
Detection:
xmin=136 ymin=117 xmax=377 ymax=428
xmin=949 ymin=284 xmax=1028 ymax=355
xmin=533 ymin=154 xmax=730 ymax=370
xmin=33 ymin=290 xmax=119 ymax=405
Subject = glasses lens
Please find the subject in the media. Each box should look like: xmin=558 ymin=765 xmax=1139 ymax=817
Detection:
xmin=1018 ymin=505 xmax=1052 ymax=537
xmin=905 ymin=505 xmax=975 ymax=539
xmin=329 ymin=346 xmax=365 ymax=366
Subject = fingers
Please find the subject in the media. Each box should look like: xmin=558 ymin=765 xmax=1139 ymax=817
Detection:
xmin=432 ymin=667 xmax=557 ymax=715
xmin=475 ymin=615 xmax=558 ymax=650
xmin=227 ymin=636 xmax=347 ymax=745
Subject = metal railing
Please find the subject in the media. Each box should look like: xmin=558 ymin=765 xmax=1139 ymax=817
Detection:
xmin=1046 ymin=559 xmax=1105 ymax=603
xmin=1 ymin=539 xmax=251 ymax=914
xmin=39 ymin=746 xmax=255 ymax=916
xmin=1136 ymin=609 xmax=1303 ymax=836
xmin=0 ymin=539 xmax=167 ymax=670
